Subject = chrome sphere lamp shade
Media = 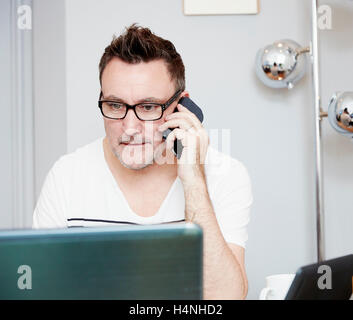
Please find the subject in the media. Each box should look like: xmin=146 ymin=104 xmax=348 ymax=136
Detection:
xmin=255 ymin=39 xmax=309 ymax=90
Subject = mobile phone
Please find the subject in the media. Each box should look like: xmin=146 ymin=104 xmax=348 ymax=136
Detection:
xmin=162 ymin=97 xmax=204 ymax=159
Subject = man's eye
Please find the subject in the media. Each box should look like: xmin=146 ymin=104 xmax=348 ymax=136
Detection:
xmin=108 ymin=103 xmax=123 ymax=109
xmin=141 ymin=104 xmax=156 ymax=111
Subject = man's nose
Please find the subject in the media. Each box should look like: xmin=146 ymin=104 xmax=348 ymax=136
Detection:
xmin=122 ymin=108 xmax=142 ymax=133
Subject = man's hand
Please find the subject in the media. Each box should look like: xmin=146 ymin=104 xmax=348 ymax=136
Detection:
xmin=158 ymin=103 xmax=209 ymax=183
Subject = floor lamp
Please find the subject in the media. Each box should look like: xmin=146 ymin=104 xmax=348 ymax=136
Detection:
xmin=254 ymin=0 xmax=353 ymax=263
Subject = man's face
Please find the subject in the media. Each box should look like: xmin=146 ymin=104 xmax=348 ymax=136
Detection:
xmin=101 ymin=58 xmax=180 ymax=170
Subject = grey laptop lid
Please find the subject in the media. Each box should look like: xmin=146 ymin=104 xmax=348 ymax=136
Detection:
xmin=0 ymin=222 xmax=203 ymax=300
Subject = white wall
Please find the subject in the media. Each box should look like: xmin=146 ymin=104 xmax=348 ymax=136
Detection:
xmin=2 ymin=0 xmax=35 ymax=229
xmin=319 ymin=0 xmax=353 ymax=261
xmin=33 ymin=0 xmax=67 ymax=199
xmin=33 ymin=0 xmax=353 ymax=299
xmin=0 ymin=0 xmax=13 ymax=229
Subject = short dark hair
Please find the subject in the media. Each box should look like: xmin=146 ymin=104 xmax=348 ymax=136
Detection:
xmin=99 ymin=24 xmax=185 ymax=91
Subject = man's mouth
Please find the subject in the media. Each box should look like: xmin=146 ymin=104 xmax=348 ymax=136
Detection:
xmin=121 ymin=141 xmax=148 ymax=146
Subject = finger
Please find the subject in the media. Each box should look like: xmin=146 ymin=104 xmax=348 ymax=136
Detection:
xmin=165 ymin=104 xmax=202 ymax=129
xmin=174 ymin=103 xmax=203 ymax=129
xmin=165 ymin=111 xmax=198 ymax=127
xmin=165 ymin=128 xmax=186 ymax=151
xmin=158 ymin=118 xmax=193 ymax=133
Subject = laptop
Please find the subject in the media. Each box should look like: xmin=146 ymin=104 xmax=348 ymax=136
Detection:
xmin=0 ymin=222 xmax=203 ymax=300
xmin=285 ymin=254 xmax=353 ymax=300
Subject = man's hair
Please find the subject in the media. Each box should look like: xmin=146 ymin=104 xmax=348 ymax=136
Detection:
xmin=99 ymin=24 xmax=185 ymax=91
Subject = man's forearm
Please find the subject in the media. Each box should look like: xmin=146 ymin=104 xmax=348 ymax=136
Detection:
xmin=183 ymin=176 xmax=247 ymax=300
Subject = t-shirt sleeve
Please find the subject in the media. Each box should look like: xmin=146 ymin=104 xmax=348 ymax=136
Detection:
xmin=208 ymin=159 xmax=253 ymax=248
xmin=32 ymin=160 xmax=68 ymax=229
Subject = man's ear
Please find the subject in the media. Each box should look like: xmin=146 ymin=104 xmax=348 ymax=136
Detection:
xmin=181 ymin=91 xmax=190 ymax=98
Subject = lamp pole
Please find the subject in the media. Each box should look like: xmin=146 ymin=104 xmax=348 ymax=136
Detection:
xmin=311 ymin=0 xmax=325 ymax=262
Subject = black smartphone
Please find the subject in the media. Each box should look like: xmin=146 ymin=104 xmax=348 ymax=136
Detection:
xmin=162 ymin=97 xmax=204 ymax=159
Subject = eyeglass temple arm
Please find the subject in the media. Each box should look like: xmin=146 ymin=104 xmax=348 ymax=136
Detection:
xmin=163 ymin=89 xmax=182 ymax=108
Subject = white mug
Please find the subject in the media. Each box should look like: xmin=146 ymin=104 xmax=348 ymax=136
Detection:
xmin=259 ymin=274 xmax=295 ymax=300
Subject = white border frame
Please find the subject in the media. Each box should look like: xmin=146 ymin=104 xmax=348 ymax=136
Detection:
xmin=183 ymin=0 xmax=260 ymax=15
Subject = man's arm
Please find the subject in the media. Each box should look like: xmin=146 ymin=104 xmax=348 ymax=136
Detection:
xmin=183 ymin=177 xmax=248 ymax=300
xmin=159 ymin=102 xmax=251 ymax=299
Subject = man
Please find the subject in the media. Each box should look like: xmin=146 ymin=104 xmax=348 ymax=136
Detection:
xmin=33 ymin=24 xmax=253 ymax=300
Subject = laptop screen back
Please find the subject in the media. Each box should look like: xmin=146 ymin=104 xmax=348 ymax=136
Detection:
xmin=285 ymin=254 xmax=353 ymax=300
xmin=0 ymin=223 xmax=203 ymax=299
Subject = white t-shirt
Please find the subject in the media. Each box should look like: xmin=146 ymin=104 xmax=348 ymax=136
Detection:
xmin=33 ymin=136 xmax=253 ymax=248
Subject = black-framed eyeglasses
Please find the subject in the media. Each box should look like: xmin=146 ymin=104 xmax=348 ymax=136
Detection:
xmin=98 ymin=89 xmax=182 ymax=121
